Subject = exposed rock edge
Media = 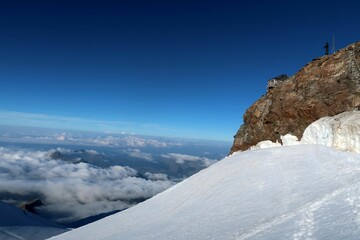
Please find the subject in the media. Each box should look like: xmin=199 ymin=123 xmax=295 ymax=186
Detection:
xmin=231 ymin=41 xmax=360 ymax=153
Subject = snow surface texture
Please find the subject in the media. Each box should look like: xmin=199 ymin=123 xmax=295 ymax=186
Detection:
xmin=51 ymin=145 xmax=360 ymax=240
xmin=0 ymin=201 xmax=67 ymax=240
xmin=301 ymin=111 xmax=360 ymax=153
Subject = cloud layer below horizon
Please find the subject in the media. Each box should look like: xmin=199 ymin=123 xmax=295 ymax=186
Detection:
xmin=0 ymin=146 xmax=174 ymax=223
xmin=161 ymin=153 xmax=217 ymax=167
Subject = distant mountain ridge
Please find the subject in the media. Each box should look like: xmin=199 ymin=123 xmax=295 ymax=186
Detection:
xmin=231 ymin=40 xmax=360 ymax=153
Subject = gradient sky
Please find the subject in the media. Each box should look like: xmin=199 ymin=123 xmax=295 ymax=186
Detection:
xmin=1 ymin=0 xmax=360 ymax=141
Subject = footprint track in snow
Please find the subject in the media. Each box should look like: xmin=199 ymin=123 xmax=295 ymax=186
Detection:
xmin=345 ymin=185 xmax=360 ymax=232
xmin=292 ymin=203 xmax=318 ymax=240
xmin=234 ymin=185 xmax=356 ymax=240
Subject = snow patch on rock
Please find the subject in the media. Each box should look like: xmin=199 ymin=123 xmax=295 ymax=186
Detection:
xmin=301 ymin=111 xmax=360 ymax=153
xmin=249 ymin=111 xmax=360 ymax=154
xmin=281 ymin=134 xmax=301 ymax=146
xmin=249 ymin=134 xmax=300 ymax=150
xmin=249 ymin=140 xmax=281 ymax=150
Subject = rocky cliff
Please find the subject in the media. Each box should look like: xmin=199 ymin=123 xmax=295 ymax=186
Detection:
xmin=230 ymin=41 xmax=360 ymax=153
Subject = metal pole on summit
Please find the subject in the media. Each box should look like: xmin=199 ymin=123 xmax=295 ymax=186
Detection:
xmin=324 ymin=42 xmax=329 ymax=55
xmin=332 ymin=33 xmax=336 ymax=54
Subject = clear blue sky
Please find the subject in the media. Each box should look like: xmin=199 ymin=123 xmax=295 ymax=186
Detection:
xmin=1 ymin=0 xmax=360 ymax=141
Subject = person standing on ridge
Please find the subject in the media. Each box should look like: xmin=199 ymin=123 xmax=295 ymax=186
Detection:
xmin=324 ymin=42 xmax=329 ymax=55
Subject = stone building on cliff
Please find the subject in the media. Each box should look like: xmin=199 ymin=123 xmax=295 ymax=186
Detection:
xmin=267 ymin=74 xmax=289 ymax=91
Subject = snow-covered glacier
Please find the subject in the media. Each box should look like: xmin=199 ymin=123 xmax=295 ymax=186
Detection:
xmin=50 ymin=144 xmax=360 ymax=240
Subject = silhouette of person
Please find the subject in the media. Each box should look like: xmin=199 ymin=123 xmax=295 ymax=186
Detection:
xmin=324 ymin=42 xmax=329 ymax=55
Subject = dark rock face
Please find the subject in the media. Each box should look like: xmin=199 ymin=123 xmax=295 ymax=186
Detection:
xmin=230 ymin=41 xmax=360 ymax=153
xmin=23 ymin=199 xmax=44 ymax=214
xmin=50 ymin=150 xmax=62 ymax=160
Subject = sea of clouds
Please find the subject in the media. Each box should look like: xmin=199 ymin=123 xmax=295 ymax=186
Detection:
xmin=0 ymin=126 xmax=229 ymax=224
xmin=0 ymin=146 xmax=174 ymax=223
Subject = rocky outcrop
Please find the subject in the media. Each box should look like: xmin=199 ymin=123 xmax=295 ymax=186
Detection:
xmin=230 ymin=41 xmax=360 ymax=153
xmin=22 ymin=199 xmax=44 ymax=214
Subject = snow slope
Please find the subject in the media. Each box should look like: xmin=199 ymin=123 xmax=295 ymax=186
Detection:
xmin=51 ymin=144 xmax=360 ymax=240
xmin=0 ymin=201 xmax=67 ymax=240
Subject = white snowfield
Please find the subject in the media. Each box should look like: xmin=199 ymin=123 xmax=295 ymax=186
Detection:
xmin=51 ymin=145 xmax=360 ymax=240
xmin=302 ymin=111 xmax=360 ymax=153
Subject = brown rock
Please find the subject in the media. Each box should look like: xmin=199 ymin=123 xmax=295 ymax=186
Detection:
xmin=230 ymin=41 xmax=360 ymax=153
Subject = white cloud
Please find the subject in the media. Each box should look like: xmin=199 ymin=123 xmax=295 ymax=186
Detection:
xmin=144 ymin=172 xmax=169 ymax=181
xmin=85 ymin=149 xmax=100 ymax=155
xmin=0 ymin=146 xmax=174 ymax=223
xmin=56 ymin=135 xmax=66 ymax=141
xmin=123 ymin=136 xmax=182 ymax=148
xmin=161 ymin=153 xmax=217 ymax=167
xmin=0 ymin=124 xmax=185 ymax=149
xmin=126 ymin=149 xmax=154 ymax=162
xmin=89 ymin=135 xmax=183 ymax=148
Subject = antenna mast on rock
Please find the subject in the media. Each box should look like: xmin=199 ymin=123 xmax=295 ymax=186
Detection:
xmin=332 ymin=33 xmax=336 ymax=54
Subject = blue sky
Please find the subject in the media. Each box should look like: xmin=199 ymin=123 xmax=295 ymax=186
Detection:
xmin=1 ymin=0 xmax=360 ymax=141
